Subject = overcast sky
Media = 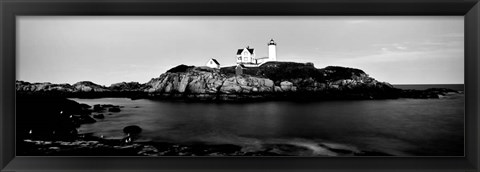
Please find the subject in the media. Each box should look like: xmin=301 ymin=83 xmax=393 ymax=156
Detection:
xmin=17 ymin=16 xmax=463 ymax=86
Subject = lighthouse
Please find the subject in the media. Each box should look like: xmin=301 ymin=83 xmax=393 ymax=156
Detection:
xmin=268 ymin=39 xmax=277 ymax=62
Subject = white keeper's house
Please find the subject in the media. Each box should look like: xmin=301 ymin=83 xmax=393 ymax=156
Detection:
xmin=236 ymin=46 xmax=256 ymax=64
xmin=236 ymin=39 xmax=277 ymax=66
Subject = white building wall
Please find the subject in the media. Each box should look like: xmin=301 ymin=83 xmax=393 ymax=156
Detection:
xmin=236 ymin=55 xmax=242 ymax=64
xmin=242 ymin=50 xmax=249 ymax=63
xmin=206 ymin=59 xmax=220 ymax=69
xmin=238 ymin=48 xmax=255 ymax=64
xmin=237 ymin=47 xmax=257 ymax=64
xmin=268 ymin=44 xmax=276 ymax=62
xmin=250 ymin=50 xmax=255 ymax=63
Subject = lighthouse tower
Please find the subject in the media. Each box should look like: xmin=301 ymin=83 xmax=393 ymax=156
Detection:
xmin=268 ymin=39 xmax=277 ymax=62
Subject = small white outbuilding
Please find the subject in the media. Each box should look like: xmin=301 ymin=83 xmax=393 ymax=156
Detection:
xmin=206 ymin=58 xmax=220 ymax=69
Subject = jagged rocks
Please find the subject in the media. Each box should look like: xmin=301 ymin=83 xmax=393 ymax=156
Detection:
xmin=109 ymin=82 xmax=145 ymax=91
xmin=274 ymin=86 xmax=282 ymax=92
xmin=188 ymin=80 xmax=207 ymax=93
xmin=264 ymin=80 xmax=274 ymax=87
xmin=16 ymin=81 xmax=75 ymax=92
xmin=73 ymin=81 xmax=109 ymax=92
xmin=144 ymin=68 xmax=275 ymax=95
xmin=280 ymin=81 xmax=294 ymax=91
xmin=177 ymin=74 xmax=190 ymax=93
xmin=220 ymin=84 xmax=242 ymax=94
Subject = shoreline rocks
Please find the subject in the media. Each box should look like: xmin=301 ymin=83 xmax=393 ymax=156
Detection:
xmin=19 ymin=134 xmax=392 ymax=156
xmin=16 ymin=95 xmax=124 ymax=141
xmin=15 ymin=62 xmax=462 ymax=101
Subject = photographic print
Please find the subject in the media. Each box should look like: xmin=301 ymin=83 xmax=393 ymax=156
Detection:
xmin=16 ymin=16 xmax=464 ymax=156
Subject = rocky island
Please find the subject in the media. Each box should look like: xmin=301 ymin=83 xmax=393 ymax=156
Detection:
xmin=16 ymin=61 xmax=460 ymax=100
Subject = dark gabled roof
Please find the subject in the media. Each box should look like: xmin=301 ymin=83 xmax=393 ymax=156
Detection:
xmin=236 ymin=47 xmax=254 ymax=55
xmin=247 ymin=48 xmax=254 ymax=54
xmin=236 ymin=49 xmax=243 ymax=55
xmin=210 ymin=58 xmax=220 ymax=65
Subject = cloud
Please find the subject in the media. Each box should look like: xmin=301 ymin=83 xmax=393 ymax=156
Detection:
xmin=372 ymin=39 xmax=462 ymax=54
xmin=393 ymin=44 xmax=407 ymax=50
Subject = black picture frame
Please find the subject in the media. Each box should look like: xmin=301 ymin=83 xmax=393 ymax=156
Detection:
xmin=1 ymin=0 xmax=479 ymax=171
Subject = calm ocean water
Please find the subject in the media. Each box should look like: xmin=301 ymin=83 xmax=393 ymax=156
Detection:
xmin=71 ymin=84 xmax=464 ymax=156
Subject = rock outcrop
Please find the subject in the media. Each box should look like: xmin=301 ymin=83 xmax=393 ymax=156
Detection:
xmin=72 ymin=81 xmax=109 ymax=92
xmin=142 ymin=64 xmax=401 ymax=100
xmin=144 ymin=68 xmax=274 ymax=95
xmin=109 ymin=82 xmax=145 ymax=91
xmin=16 ymin=81 xmax=75 ymax=92
xmin=16 ymin=81 xmax=109 ymax=92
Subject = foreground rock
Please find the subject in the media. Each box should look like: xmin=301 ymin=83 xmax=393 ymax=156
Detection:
xmin=19 ymin=134 xmax=391 ymax=156
xmin=16 ymin=95 xmax=124 ymax=141
xmin=16 ymin=95 xmax=91 ymax=141
xmin=123 ymin=125 xmax=142 ymax=135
